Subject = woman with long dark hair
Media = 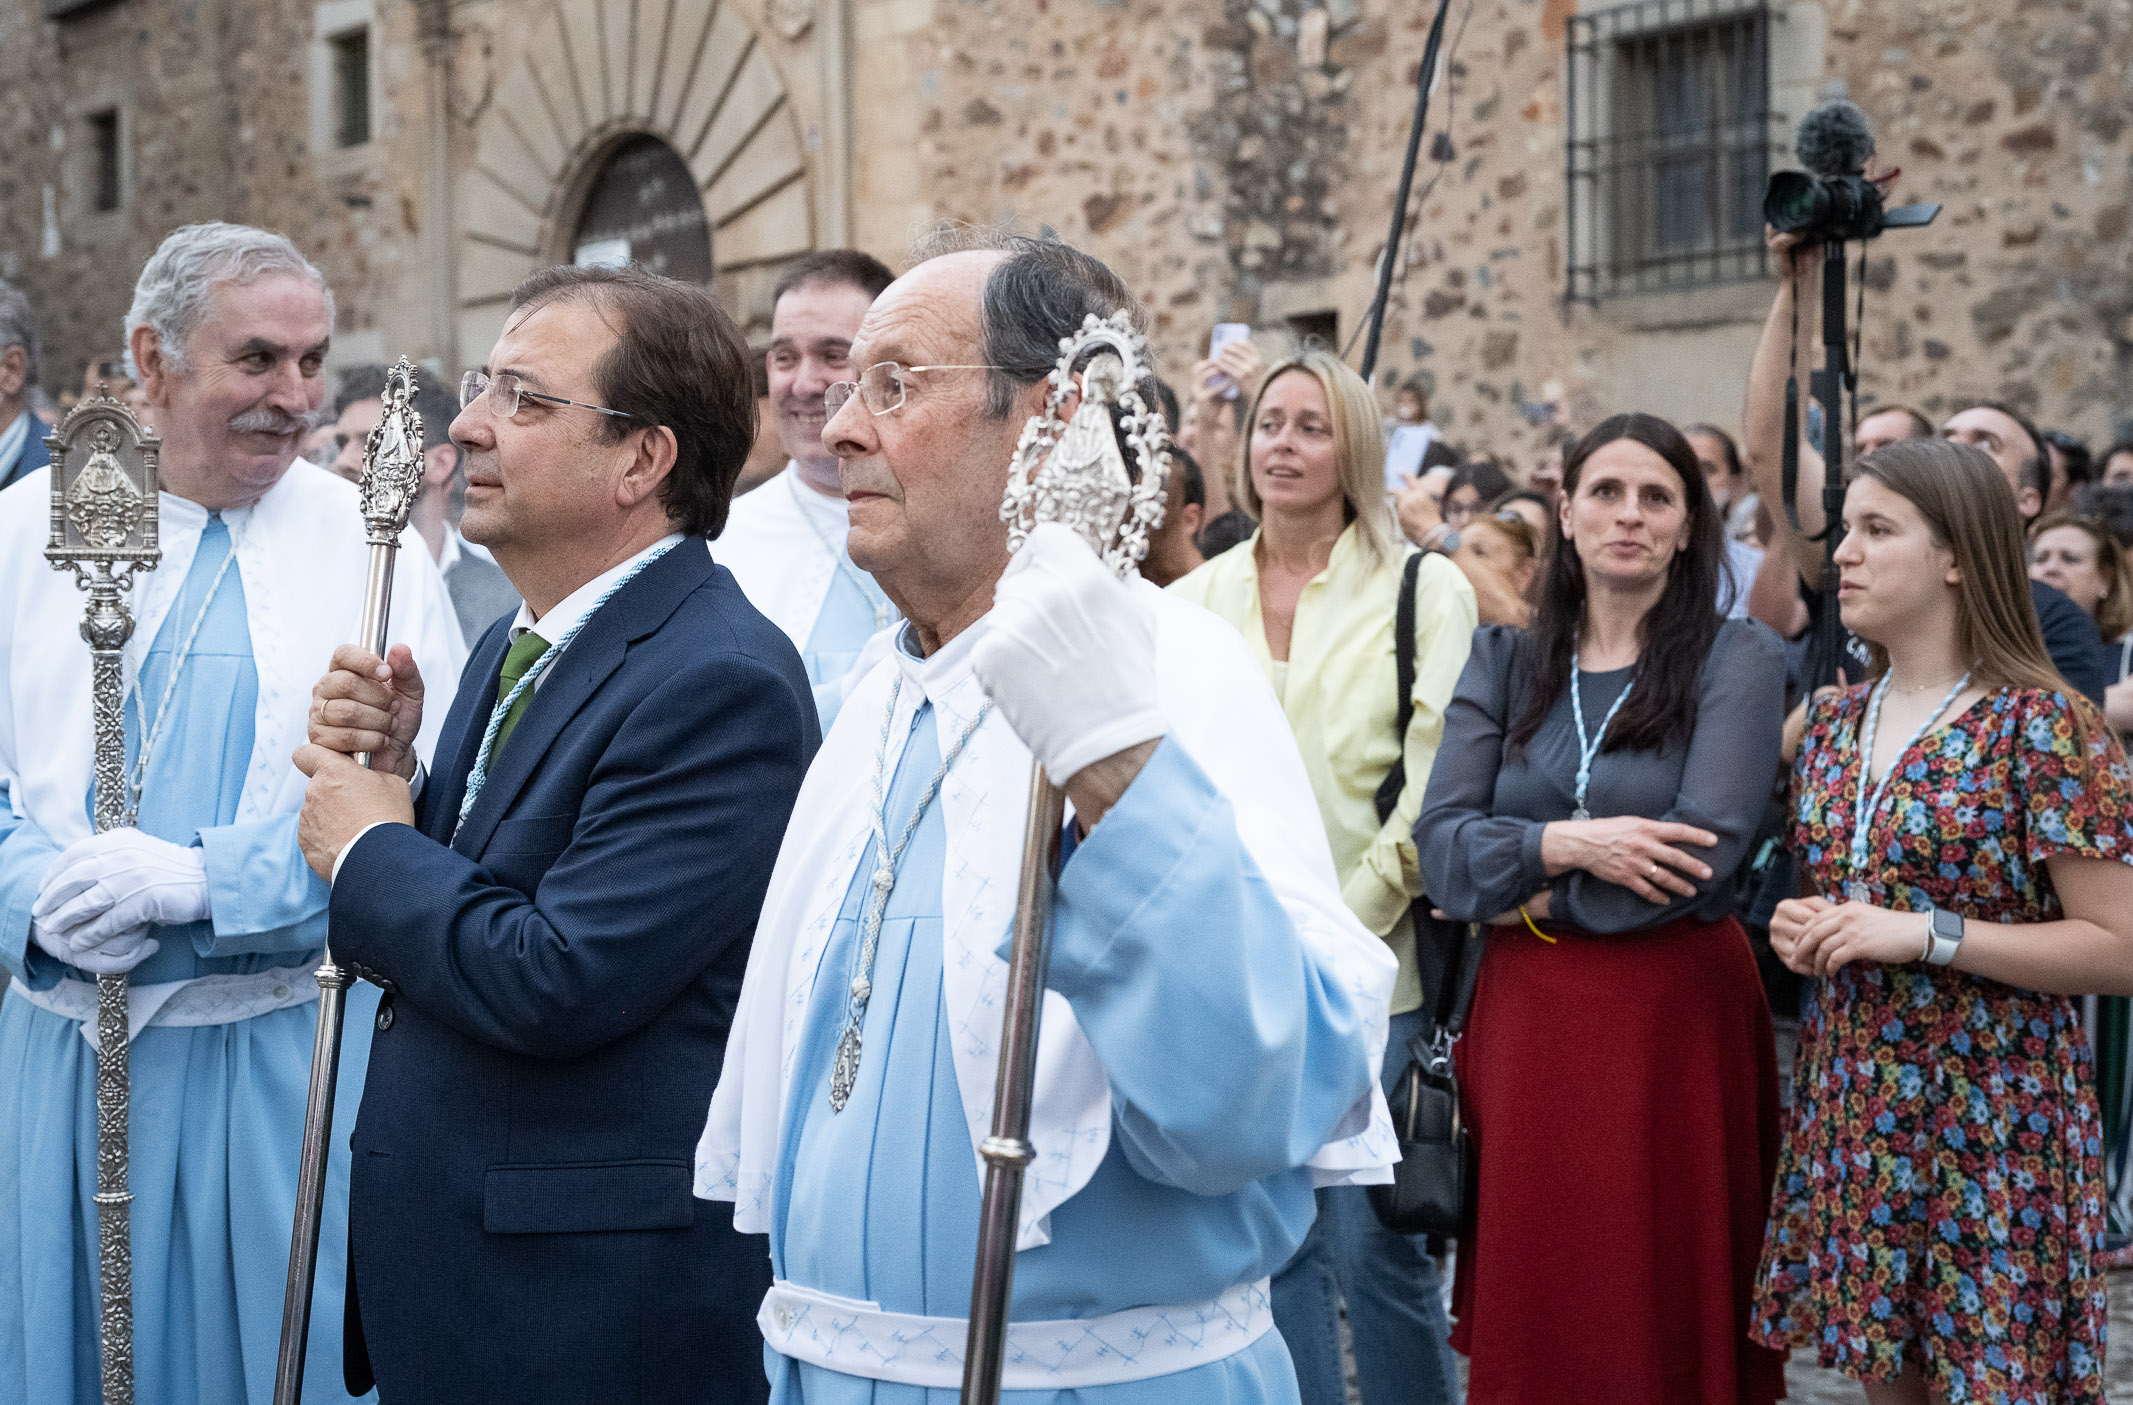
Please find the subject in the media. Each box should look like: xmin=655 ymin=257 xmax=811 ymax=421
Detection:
xmin=1415 ymin=412 xmax=1789 ymax=1403
xmin=1752 ymin=440 xmax=2133 ymax=1404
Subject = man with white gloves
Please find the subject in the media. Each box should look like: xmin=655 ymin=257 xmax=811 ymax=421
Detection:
xmin=0 ymin=223 xmax=463 ymax=1405
xmin=696 ymin=236 xmax=1397 ymax=1403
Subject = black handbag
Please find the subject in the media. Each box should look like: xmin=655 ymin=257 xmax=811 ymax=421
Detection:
xmin=1367 ymin=913 xmax=1484 ymax=1237
xmin=1364 ymin=551 xmax=1485 ymax=1237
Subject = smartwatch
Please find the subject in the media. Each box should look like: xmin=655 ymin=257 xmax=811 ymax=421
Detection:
xmin=1922 ymin=905 xmax=1965 ymax=966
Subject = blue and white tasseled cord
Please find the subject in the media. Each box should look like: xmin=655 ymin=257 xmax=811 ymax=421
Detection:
xmin=451 ymin=539 xmax=681 ymax=840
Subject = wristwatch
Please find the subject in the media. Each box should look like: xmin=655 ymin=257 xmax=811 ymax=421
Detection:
xmin=1921 ymin=905 xmax=1965 ymax=966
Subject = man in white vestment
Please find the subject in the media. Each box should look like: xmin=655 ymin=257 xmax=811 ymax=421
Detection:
xmin=715 ymin=249 xmax=898 ymax=724
xmin=0 ymin=222 xmax=464 ymax=1404
xmin=697 ymin=235 xmax=1397 ymax=1403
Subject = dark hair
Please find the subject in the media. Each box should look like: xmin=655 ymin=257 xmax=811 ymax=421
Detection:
xmin=1950 ymin=398 xmax=2051 ymax=502
xmin=410 ymin=368 xmax=458 ymax=454
xmin=1170 ymin=443 xmax=1206 ymax=510
xmin=334 ymin=363 xmax=390 ymax=417
xmin=1446 ymin=458 xmax=1512 ymax=506
xmin=973 ymin=237 xmax=1139 ymax=418
xmin=1419 ymin=438 xmax=1463 ymax=473
xmin=1681 ymin=422 xmax=1744 ymax=482
xmin=2076 ymin=482 xmax=2133 ymax=547
xmin=2044 ymin=429 xmax=2093 ymax=486
xmin=1197 ymin=507 xmax=1257 ymax=558
xmin=1150 ymin=377 xmax=1182 ymax=436
xmin=770 ymin=248 xmax=894 ymax=309
xmin=509 ymin=264 xmax=756 ymax=538
xmin=1859 ymin=403 xmax=1935 ymax=440
xmin=1507 ymin=412 xmax=1725 ymax=759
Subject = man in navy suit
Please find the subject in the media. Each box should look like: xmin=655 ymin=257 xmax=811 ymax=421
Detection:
xmin=294 ymin=263 xmax=817 ymax=1402
xmin=0 ymin=280 xmax=50 ymax=492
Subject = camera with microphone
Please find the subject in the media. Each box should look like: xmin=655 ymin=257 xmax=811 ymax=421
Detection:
xmin=1764 ymin=99 xmax=1940 ymax=244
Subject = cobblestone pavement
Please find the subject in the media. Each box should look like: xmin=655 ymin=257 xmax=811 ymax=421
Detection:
xmin=1779 ymin=1268 xmax=2133 ymax=1403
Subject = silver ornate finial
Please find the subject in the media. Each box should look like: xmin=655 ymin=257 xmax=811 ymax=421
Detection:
xmin=358 ymin=358 xmax=425 ymax=547
xmin=999 ymin=310 xmax=1171 ymax=579
xmin=44 ymin=380 xmax=159 ymax=1405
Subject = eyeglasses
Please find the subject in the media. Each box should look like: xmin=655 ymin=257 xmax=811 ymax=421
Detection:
xmin=825 ymin=362 xmax=1002 ymax=417
xmin=460 ymin=369 xmax=638 ymax=423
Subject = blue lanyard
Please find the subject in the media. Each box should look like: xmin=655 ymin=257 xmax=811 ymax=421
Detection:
xmin=1568 ymin=648 xmax=1637 ymax=821
xmin=1845 ymin=669 xmax=1971 ymax=901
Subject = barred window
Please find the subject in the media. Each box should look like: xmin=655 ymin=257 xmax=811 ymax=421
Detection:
xmin=1566 ymin=0 xmax=1776 ymax=301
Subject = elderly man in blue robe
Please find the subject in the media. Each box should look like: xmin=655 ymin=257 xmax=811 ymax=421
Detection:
xmin=697 ymin=235 xmax=1396 ymax=1403
xmin=0 ymin=222 xmax=464 ymax=1403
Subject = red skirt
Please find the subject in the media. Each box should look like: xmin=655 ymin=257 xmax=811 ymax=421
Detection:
xmin=1451 ymin=913 xmax=1789 ymax=1405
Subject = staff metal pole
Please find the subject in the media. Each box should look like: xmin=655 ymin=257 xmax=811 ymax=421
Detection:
xmin=960 ymin=319 xmax=1171 ymax=1405
xmin=273 ymin=358 xmax=426 ymax=1405
xmin=46 ymin=388 xmax=163 ymax=1405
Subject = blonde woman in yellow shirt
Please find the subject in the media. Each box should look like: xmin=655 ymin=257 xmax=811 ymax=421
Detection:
xmin=1170 ymin=347 xmax=1476 ymax=1405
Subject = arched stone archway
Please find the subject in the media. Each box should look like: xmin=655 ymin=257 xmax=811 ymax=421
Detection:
xmin=458 ymin=0 xmax=813 ymax=354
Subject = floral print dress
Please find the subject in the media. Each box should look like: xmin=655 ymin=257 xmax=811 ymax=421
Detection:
xmin=1751 ymin=685 xmax=2133 ymax=1403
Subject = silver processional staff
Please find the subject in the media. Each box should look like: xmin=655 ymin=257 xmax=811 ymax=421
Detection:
xmin=273 ymin=357 xmax=426 ymax=1405
xmin=961 ymin=312 xmax=1171 ymax=1405
xmin=46 ymin=386 xmax=164 ymax=1405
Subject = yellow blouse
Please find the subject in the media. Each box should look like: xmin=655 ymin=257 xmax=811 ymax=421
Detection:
xmin=1170 ymin=524 xmax=1477 ymax=1014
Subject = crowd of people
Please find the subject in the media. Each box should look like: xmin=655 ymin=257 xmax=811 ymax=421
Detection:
xmin=0 ymin=213 xmax=2130 ymax=1405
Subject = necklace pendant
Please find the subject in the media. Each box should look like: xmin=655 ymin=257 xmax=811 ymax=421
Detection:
xmin=1571 ymin=806 xmax=1591 ymax=822
xmin=828 ymin=1024 xmax=862 ymax=1113
xmin=1846 ymin=880 xmax=1870 ymax=905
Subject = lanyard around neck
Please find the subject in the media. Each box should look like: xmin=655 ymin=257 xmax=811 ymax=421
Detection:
xmin=1845 ymin=669 xmax=1971 ymax=900
xmin=1568 ymin=647 xmax=1637 ymax=822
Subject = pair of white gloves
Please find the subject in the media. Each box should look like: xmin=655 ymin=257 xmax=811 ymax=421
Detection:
xmin=28 ymin=829 xmax=211 ymax=976
xmin=970 ymin=524 xmax=1168 ymax=787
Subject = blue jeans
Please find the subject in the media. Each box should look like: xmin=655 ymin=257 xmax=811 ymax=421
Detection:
xmin=1272 ymin=1007 xmax=1462 ymax=1405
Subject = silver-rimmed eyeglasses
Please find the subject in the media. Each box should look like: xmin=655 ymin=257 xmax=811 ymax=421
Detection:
xmin=460 ymin=369 xmax=639 ymax=422
xmin=825 ymin=362 xmax=1002 ymax=416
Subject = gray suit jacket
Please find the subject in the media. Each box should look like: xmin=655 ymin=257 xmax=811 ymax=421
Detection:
xmin=442 ymin=547 xmax=520 ymax=645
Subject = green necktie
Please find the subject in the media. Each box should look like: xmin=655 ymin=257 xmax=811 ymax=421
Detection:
xmin=490 ymin=630 xmax=550 ymax=760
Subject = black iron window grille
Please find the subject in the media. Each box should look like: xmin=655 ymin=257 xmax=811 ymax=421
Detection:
xmin=1566 ymin=0 xmax=1778 ymax=301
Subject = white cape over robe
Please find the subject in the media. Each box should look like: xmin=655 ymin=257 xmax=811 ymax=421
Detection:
xmin=0 ymin=461 xmax=465 ymax=847
xmin=698 ymin=579 xmax=1397 ymax=1250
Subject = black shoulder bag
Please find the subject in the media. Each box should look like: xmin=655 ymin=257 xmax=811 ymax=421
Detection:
xmin=1366 ymin=552 xmax=1486 ymax=1237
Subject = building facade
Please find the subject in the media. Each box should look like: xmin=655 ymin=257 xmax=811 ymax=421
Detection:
xmin=1 ymin=0 xmax=2127 ymax=466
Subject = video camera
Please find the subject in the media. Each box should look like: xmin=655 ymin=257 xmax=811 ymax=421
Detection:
xmin=1763 ymin=99 xmax=1939 ymax=244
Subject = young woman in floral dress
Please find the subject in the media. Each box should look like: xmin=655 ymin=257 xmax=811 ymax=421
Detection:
xmin=1752 ymin=438 xmax=2133 ymax=1404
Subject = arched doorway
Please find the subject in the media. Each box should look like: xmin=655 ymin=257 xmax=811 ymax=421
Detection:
xmin=570 ymin=135 xmax=713 ymax=283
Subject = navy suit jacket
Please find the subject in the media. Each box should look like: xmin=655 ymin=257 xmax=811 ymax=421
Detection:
xmin=0 ymin=418 xmax=50 ymax=492
xmin=330 ymin=540 xmax=817 ymax=1404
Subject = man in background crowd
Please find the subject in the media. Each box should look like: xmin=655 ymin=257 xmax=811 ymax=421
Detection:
xmin=714 ymin=248 xmax=897 ymax=725
xmin=1742 ymin=229 xmax=2107 ymax=701
xmin=0 ymin=280 xmax=49 ymax=492
xmin=327 ymin=363 xmax=390 ymax=484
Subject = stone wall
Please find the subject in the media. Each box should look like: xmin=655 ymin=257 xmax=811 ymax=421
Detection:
xmin=1 ymin=0 xmax=2126 ymax=468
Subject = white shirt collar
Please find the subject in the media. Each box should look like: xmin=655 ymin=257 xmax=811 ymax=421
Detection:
xmin=436 ymin=525 xmax=462 ymax=576
xmin=510 ymin=531 xmax=685 ymax=647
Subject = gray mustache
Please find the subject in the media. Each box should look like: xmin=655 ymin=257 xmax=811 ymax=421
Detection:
xmin=227 ymin=407 xmax=321 ymax=436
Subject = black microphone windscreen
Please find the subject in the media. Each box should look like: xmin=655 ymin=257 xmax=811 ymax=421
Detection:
xmin=1795 ymin=100 xmax=1875 ymax=177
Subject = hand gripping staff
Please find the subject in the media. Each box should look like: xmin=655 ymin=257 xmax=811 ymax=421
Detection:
xmin=46 ymin=387 xmax=163 ymax=1404
xmin=961 ymin=313 xmax=1171 ymax=1404
xmin=273 ymin=358 xmax=426 ymax=1405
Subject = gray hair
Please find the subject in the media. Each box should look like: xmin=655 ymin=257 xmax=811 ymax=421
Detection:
xmin=124 ymin=222 xmax=333 ymax=372
xmin=911 ymin=224 xmax=1144 ymax=418
xmin=0 ymin=279 xmax=38 ymax=387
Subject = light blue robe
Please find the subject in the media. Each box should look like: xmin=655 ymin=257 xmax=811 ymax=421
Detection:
xmin=770 ymin=703 xmax=1371 ymax=1403
xmin=804 ymin=562 xmax=895 ymax=729
xmin=0 ymin=516 xmax=375 ymax=1404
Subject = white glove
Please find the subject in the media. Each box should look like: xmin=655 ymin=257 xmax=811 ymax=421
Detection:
xmin=33 ymin=829 xmax=211 ymax=951
xmin=29 ymin=918 xmax=160 ymax=976
xmin=971 ymin=523 xmax=1167 ymax=784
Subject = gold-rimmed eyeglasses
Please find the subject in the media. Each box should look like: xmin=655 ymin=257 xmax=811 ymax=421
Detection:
xmin=460 ymin=369 xmax=639 ymax=422
xmin=825 ymin=362 xmax=1003 ymax=417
